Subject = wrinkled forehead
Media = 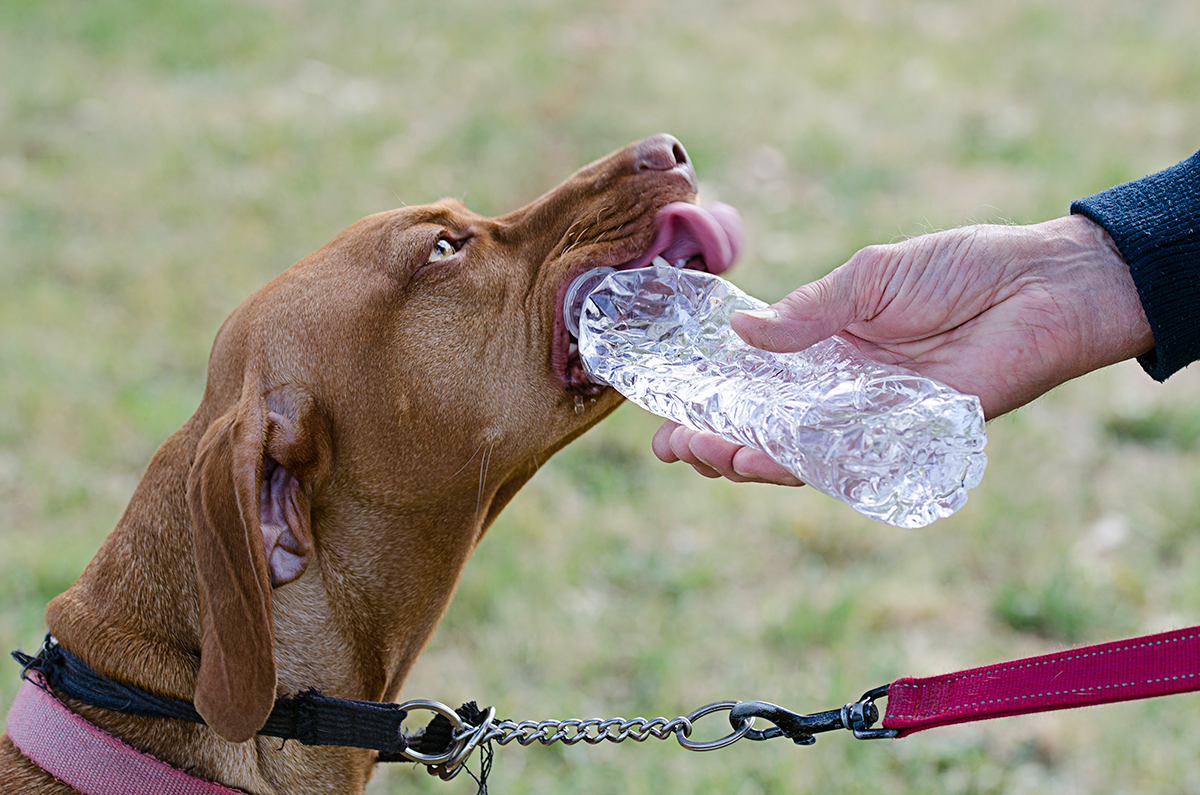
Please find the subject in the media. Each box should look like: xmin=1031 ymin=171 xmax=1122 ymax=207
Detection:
xmin=384 ymin=199 xmax=478 ymax=233
xmin=358 ymin=199 xmax=472 ymax=265
xmin=401 ymin=198 xmax=475 ymax=222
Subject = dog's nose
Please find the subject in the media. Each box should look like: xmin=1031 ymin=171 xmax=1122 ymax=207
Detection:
xmin=633 ymin=134 xmax=695 ymax=185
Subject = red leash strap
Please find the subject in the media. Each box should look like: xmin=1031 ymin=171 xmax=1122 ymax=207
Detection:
xmin=881 ymin=625 xmax=1200 ymax=736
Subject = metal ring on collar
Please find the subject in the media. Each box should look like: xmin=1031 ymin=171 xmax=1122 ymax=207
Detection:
xmin=396 ymin=700 xmax=468 ymax=765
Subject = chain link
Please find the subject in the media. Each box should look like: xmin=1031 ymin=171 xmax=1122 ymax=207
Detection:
xmin=481 ymin=714 xmax=694 ymax=746
xmin=399 ymin=699 xmax=757 ymax=780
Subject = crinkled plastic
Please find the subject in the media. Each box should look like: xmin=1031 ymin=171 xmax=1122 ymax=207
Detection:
xmin=568 ymin=263 xmax=987 ymax=528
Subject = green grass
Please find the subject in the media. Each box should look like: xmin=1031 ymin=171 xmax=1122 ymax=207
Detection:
xmin=4 ymin=1 xmax=1200 ymax=792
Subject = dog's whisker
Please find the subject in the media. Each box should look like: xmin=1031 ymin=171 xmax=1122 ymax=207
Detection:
xmin=475 ymin=441 xmax=495 ymax=528
xmin=436 ymin=440 xmax=489 ymax=489
xmin=559 ymin=219 xmax=598 ymax=259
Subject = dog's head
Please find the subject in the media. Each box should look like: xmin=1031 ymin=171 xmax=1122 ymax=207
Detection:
xmin=183 ymin=135 xmax=742 ymax=741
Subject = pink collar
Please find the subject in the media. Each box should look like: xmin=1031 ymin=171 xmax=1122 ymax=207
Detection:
xmin=6 ymin=675 xmax=248 ymax=795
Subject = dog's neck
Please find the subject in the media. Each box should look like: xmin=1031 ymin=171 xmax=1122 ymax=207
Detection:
xmin=41 ymin=417 xmax=508 ymax=794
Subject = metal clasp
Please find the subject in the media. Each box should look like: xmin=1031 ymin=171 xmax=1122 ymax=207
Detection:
xmin=729 ymin=685 xmax=897 ymax=745
xmin=842 ymin=685 xmax=898 ymax=740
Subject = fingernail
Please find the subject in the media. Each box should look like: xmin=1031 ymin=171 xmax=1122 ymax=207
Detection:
xmin=736 ymin=308 xmax=777 ymax=320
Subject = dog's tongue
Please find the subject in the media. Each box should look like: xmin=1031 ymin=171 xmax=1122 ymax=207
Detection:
xmin=625 ymin=202 xmax=743 ymax=275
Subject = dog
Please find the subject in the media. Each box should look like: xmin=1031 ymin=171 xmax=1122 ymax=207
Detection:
xmin=1 ymin=135 xmax=741 ymax=793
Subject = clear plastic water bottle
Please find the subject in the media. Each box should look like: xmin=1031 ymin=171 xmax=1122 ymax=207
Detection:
xmin=564 ymin=262 xmax=987 ymax=528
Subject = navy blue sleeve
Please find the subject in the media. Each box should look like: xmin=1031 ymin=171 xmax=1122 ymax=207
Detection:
xmin=1070 ymin=149 xmax=1200 ymax=382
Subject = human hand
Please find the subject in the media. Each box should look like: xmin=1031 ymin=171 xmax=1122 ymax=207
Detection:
xmin=651 ymin=420 xmax=804 ymax=485
xmin=653 ymin=214 xmax=1154 ymax=485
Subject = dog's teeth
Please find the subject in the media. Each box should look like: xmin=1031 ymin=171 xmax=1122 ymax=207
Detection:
xmin=674 ymin=257 xmax=690 ymax=268
xmin=652 ymin=255 xmax=671 ymax=268
xmin=568 ymin=342 xmax=578 ymax=356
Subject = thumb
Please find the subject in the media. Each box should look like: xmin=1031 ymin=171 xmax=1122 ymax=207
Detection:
xmin=731 ymin=268 xmax=858 ymax=353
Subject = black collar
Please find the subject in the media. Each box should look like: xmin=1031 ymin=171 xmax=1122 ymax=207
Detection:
xmin=11 ymin=635 xmax=464 ymax=761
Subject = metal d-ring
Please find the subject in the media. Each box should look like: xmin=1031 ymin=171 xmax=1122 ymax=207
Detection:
xmin=396 ymin=699 xmax=468 ymax=766
xmin=675 ymin=701 xmax=756 ymax=751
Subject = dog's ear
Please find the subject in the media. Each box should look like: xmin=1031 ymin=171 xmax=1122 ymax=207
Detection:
xmin=187 ymin=391 xmax=275 ymax=743
xmin=260 ymin=385 xmax=330 ymax=588
xmin=186 ymin=384 xmax=329 ymax=743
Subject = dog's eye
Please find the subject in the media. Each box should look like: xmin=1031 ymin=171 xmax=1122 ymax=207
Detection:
xmin=427 ymin=238 xmax=458 ymax=264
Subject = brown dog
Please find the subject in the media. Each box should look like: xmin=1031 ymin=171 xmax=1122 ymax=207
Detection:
xmin=0 ymin=134 xmax=740 ymax=794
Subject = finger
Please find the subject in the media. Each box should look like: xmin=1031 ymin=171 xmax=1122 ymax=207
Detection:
xmin=652 ymin=420 xmax=684 ymax=463
xmin=663 ymin=426 xmax=726 ymax=478
xmin=656 ymin=421 xmax=805 ymax=486
xmin=731 ymin=263 xmax=860 ymax=353
xmin=728 ymin=447 xmax=805 ymax=487
xmin=682 ymin=430 xmax=805 ymax=487
xmin=691 ymin=462 xmax=725 ymax=479
xmin=664 ymin=425 xmax=712 ymax=469
xmin=654 ymin=423 xmax=729 ymax=479
xmin=684 ymin=431 xmax=760 ymax=482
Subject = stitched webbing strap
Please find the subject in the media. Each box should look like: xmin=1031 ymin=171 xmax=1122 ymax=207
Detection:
xmin=881 ymin=625 xmax=1200 ymax=736
xmin=7 ymin=675 xmax=248 ymax=795
xmin=12 ymin=638 xmax=409 ymax=756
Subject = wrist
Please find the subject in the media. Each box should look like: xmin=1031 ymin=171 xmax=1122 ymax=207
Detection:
xmin=1070 ymin=150 xmax=1200 ymax=381
xmin=1033 ymin=214 xmax=1154 ymax=373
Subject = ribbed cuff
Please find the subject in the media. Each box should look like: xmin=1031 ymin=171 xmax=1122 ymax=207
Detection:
xmin=1071 ymin=149 xmax=1200 ymax=382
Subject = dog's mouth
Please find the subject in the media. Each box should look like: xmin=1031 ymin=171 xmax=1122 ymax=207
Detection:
xmin=556 ymin=202 xmax=744 ymax=391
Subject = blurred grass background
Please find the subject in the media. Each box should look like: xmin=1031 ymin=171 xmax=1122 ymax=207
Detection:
xmin=3 ymin=0 xmax=1200 ymax=792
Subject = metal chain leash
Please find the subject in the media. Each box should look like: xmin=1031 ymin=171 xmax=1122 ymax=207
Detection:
xmin=395 ymin=688 xmax=894 ymax=782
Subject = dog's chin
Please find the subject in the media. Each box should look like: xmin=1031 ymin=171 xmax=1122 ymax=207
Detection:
xmin=564 ymin=349 xmax=601 ymax=392
xmin=554 ymin=202 xmax=743 ymax=394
